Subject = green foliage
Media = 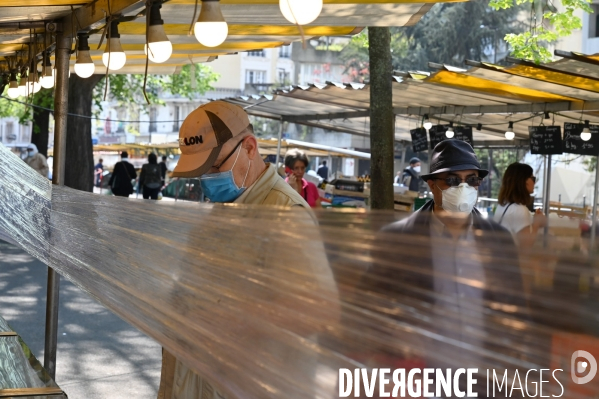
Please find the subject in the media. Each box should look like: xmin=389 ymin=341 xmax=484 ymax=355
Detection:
xmin=93 ymin=63 xmax=219 ymax=116
xmin=0 ymin=87 xmax=37 ymax=125
xmin=583 ymin=156 xmax=597 ymax=173
xmin=169 ymin=64 xmax=219 ymax=99
xmin=490 ymin=0 xmax=592 ymax=63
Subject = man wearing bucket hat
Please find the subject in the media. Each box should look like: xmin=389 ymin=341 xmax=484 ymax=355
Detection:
xmin=171 ymin=100 xmax=309 ymax=208
xmin=358 ymin=140 xmax=525 ymax=398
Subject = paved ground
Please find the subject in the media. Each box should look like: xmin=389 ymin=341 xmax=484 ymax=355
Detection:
xmin=0 ymin=240 xmax=161 ymax=399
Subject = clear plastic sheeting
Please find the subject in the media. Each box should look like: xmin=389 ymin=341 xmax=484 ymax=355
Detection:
xmin=1 ymin=144 xmax=599 ymax=398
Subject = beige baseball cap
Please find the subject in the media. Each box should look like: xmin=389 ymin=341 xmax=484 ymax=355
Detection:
xmin=172 ymin=101 xmax=251 ymax=178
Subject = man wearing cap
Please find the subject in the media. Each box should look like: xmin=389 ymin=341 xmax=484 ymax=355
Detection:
xmin=357 ymin=140 xmax=525 ymax=396
xmin=158 ymin=101 xmax=335 ymax=399
xmin=171 ymin=100 xmax=309 ymax=209
xmin=400 ymin=157 xmax=422 ymax=192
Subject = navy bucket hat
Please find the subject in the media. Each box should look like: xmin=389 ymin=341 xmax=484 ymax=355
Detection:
xmin=420 ymin=140 xmax=488 ymax=181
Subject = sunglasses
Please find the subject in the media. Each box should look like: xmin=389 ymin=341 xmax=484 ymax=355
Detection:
xmin=433 ymin=176 xmax=483 ymax=187
xmin=530 ymin=176 xmax=537 ymax=183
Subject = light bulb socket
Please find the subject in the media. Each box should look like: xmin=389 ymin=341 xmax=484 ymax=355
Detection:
xmin=198 ymin=0 xmax=225 ymax=23
xmin=584 ymin=120 xmax=590 ymax=129
xmin=43 ymin=53 xmax=52 ymax=68
xmin=149 ymin=2 xmax=164 ymax=26
xmin=476 ymin=123 xmax=482 ymax=131
xmin=107 ymin=20 xmax=121 ymax=39
xmin=544 ymin=112 xmax=550 ymax=119
xmin=508 ymin=121 xmax=514 ymax=129
xmin=78 ymin=33 xmax=91 ymax=51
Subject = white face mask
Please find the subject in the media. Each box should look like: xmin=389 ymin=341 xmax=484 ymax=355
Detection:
xmin=438 ymin=182 xmax=478 ymax=213
xmin=413 ymin=166 xmax=421 ymax=173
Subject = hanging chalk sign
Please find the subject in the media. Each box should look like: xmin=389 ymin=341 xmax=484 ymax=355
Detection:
xmin=410 ymin=128 xmax=429 ymax=153
xmin=428 ymin=125 xmax=447 ymax=150
xmin=455 ymin=126 xmax=474 ymax=147
xmin=429 ymin=125 xmax=474 ymax=150
xmin=529 ymin=126 xmax=563 ymax=155
xmin=563 ymin=122 xmax=599 ymax=156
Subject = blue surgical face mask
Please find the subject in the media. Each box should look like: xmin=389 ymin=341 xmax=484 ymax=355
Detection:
xmin=200 ymin=145 xmax=250 ymax=203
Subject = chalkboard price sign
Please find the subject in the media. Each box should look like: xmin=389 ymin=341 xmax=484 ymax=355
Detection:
xmin=410 ymin=128 xmax=429 ymax=153
xmin=429 ymin=125 xmax=447 ymax=150
xmin=455 ymin=126 xmax=474 ymax=146
xmin=529 ymin=126 xmax=563 ymax=155
xmin=563 ymin=123 xmax=599 ymax=156
xmin=428 ymin=125 xmax=474 ymax=149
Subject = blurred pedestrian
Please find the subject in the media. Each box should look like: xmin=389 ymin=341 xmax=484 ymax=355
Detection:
xmin=139 ymin=153 xmax=163 ymax=200
xmin=316 ymin=160 xmax=329 ymax=181
xmin=494 ymin=162 xmax=546 ymax=247
xmin=401 ymin=157 xmax=421 ymax=192
xmin=24 ymin=143 xmax=49 ymax=178
xmin=108 ymin=151 xmax=137 ymax=198
xmin=94 ymin=158 xmax=104 ymax=187
xmin=159 ymin=155 xmax=168 ymax=188
xmin=284 ymin=149 xmax=321 ymax=208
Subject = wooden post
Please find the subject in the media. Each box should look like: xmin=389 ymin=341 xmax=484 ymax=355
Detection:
xmin=368 ymin=27 xmax=394 ymax=210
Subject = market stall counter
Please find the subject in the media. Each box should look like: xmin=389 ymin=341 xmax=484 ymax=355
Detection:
xmin=0 ymin=315 xmax=66 ymax=398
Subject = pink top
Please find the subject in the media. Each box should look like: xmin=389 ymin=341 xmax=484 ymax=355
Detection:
xmin=286 ymin=177 xmax=320 ymax=208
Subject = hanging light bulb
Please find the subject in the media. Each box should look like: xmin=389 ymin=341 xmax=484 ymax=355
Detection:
xmin=423 ymin=114 xmax=432 ymax=131
xmin=102 ymin=20 xmax=127 ymax=71
xmin=27 ymin=62 xmax=41 ymax=94
xmin=145 ymin=2 xmax=172 ymax=63
xmin=194 ymin=0 xmax=228 ymax=47
xmin=75 ymin=33 xmax=96 ymax=78
xmin=505 ymin=122 xmax=515 ymax=140
xmin=581 ymin=120 xmax=592 ymax=141
xmin=40 ymin=54 xmax=55 ymax=89
xmin=7 ymin=73 xmax=19 ymax=99
xmin=279 ymin=0 xmax=323 ymax=25
xmin=17 ymin=73 xmax=27 ymax=97
xmin=445 ymin=122 xmax=455 ymax=138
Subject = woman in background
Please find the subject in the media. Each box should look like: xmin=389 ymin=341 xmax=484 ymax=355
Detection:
xmin=284 ymin=149 xmax=321 ymax=208
xmin=494 ymin=162 xmax=546 ymax=248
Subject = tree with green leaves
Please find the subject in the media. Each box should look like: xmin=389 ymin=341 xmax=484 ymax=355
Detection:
xmin=340 ymin=0 xmax=526 ymax=81
xmin=490 ymin=0 xmax=592 ymax=63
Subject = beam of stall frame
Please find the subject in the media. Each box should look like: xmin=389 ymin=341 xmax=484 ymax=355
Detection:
xmin=591 ymin=157 xmax=599 ymax=251
xmin=44 ymin=30 xmax=72 ymax=380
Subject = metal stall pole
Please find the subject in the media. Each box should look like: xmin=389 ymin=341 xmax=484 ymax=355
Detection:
xmin=274 ymin=120 xmax=284 ymax=171
xmin=44 ymin=31 xmax=71 ymax=380
xmin=543 ymin=155 xmax=553 ymax=240
xmin=590 ymin=156 xmax=599 ymax=251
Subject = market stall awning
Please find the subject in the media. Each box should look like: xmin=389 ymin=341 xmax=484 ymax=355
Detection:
xmin=0 ymin=0 xmax=463 ymax=75
xmin=219 ymin=50 xmax=599 ymax=147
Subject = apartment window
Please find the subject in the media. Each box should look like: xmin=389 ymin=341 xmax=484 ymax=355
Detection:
xmin=149 ymin=108 xmax=157 ymax=133
xmin=591 ymin=5 xmax=599 ymax=38
xmin=246 ymin=70 xmax=267 ymax=84
xmin=278 ymin=69 xmax=290 ymax=84
xmin=173 ymin=106 xmax=180 ymax=132
xmin=5 ymin=122 xmax=15 ymax=142
xmin=279 ymin=46 xmax=291 ymax=58
xmin=247 ymin=50 xmax=265 ymax=57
